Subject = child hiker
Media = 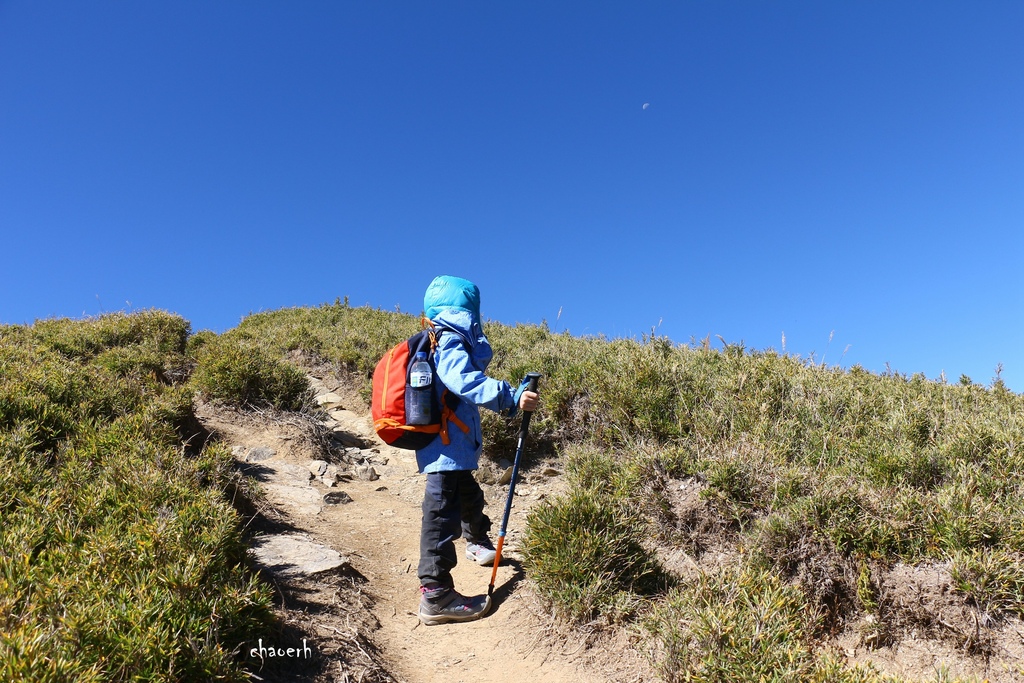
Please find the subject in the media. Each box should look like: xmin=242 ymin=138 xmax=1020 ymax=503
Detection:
xmin=416 ymin=275 xmax=538 ymax=626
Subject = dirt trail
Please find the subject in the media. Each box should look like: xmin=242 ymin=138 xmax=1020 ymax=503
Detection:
xmin=197 ymin=365 xmax=650 ymax=683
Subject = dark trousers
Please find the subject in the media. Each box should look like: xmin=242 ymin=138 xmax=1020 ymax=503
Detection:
xmin=418 ymin=470 xmax=491 ymax=588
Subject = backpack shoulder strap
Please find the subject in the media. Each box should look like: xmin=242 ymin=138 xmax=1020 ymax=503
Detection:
xmin=420 ymin=320 xmax=463 ymax=409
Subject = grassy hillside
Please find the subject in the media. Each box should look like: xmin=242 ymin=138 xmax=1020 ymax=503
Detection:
xmin=224 ymin=302 xmax=1024 ymax=682
xmin=0 ymin=312 xmax=275 ymax=682
xmin=5 ymin=302 xmax=1022 ymax=682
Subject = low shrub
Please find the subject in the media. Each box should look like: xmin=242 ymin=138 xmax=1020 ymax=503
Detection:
xmin=33 ymin=309 xmax=190 ymax=360
xmin=520 ymin=483 xmax=667 ymax=622
xmin=645 ymin=566 xmax=893 ymax=683
xmin=191 ymin=335 xmax=311 ymax=411
xmin=951 ymin=548 xmax=1024 ymax=618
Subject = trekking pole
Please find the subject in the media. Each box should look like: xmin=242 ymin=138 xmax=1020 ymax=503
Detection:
xmin=488 ymin=372 xmax=542 ymax=600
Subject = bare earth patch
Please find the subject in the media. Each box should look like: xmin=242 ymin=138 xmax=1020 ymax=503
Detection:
xmin=838 ymin=562 xmax=1024 ymax=682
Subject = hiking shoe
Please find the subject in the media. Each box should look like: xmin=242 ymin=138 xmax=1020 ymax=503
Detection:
xmin=465 ymin=539 xmax=497 ymax=566
xmin=418 ymin=586 xmax=492 ymax=626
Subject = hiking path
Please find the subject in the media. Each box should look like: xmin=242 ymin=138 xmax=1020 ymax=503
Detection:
xmin=196 ymin=360 xmax=650 ymax=683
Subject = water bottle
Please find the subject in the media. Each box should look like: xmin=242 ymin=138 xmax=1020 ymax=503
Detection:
xmin=406 ymin=352 xmax=433 ymax=425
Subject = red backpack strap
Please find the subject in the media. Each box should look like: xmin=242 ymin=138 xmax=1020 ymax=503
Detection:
xmin=437 ymin=389 xmax=470 ymax=445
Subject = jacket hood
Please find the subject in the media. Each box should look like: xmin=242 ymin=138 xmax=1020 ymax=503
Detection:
xmin=424 ymin=276 xmax=481 ymax=326
xmin=429 ymin=308 xmax=480 ymax=348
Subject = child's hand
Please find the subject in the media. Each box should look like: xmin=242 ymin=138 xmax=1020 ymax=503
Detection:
xmin=519 ymin=390 xmax=539 ymax=413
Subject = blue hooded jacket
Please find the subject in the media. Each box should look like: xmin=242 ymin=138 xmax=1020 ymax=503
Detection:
xmin=416 ymin=276 xmax=516 ymax=473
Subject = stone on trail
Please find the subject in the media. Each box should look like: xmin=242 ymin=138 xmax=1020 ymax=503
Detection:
xmin=315 ymin=392 xmax=345 ymax=408
xmin=264 ymin=485 xmax=323 ymax=517
xmin=259 ymin=463 xmax=322 ymax=516
xmin=320 ymin=463 xmax=342 ymax=485
xmin=331 ymin=431 xmax=367 ymax=449
xmin=328 ymin=409 xmax=370 ymax=432
xmin=310 ymin=460 xmax=342 ymax=486
xmin=475 ymin=467 xmax=498 ymax=486
xmin=250 ymin=533 xmax=348 ymax=578
xmin=246 ymin=446 xmax=277 ymax=462
xmin=323 ymin=491 xmax=353 ymax=505
xmin=328 ymin=408 xmax=356 ymax=423
xmin=273 ymin=463 xmax=314 ymax=486
xmin=355 ymin=464 xmax=379 ymax=481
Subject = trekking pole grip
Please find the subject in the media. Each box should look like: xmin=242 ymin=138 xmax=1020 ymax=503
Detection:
xmin=520 ymin=372 xmax=542 ymax=432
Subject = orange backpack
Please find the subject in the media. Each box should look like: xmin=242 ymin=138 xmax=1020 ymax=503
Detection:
xmin=371 ymin=326 xmax=468 ymax=450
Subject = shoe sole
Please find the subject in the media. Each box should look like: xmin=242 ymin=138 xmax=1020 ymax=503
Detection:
xmin=466 ymin=550 xmax=497 ymax=566
xmin=419 ymin=596 xmax=492 ymax=626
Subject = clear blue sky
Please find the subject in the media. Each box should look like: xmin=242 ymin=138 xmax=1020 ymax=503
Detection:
xmin=2 ymin=2 xmax=1022 ymax=390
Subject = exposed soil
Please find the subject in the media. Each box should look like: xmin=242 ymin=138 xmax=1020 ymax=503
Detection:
xmin=838 ymin=562 xmax=1024 ymax=682
xmin=196 ymin=359 xmax=1024 ymax=683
